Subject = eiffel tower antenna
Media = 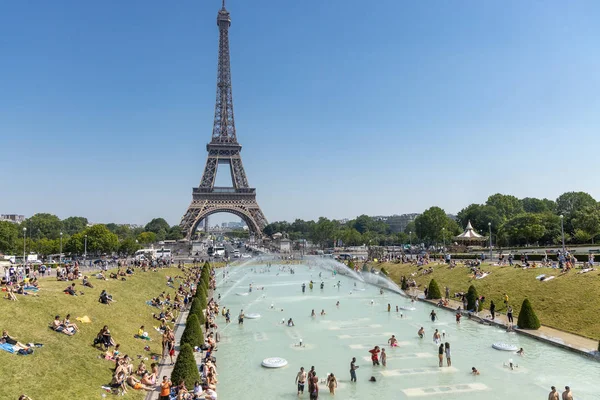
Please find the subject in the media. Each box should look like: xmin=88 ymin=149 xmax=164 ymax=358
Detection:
xmin=180 ymin=2 xmax=267 ymax=240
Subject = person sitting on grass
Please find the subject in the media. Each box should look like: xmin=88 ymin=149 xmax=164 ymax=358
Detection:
xmin=105 ymin=343 xmax=121 ymax=360
xmin=4 ymin=287 xmax=18 ymax=301
xmin=51 ymin=315 xmax=74 ymax=335
xmin=137 ymin=326 xmax=150 ymax=340
xmin=64 ymin=283 xmax=77 ymax=296
xmin=99 ymin=290 xmax=113 ymax=305
xmin=94 ymin=325 xmax=116 ymax=349
xmin=136 ymin=360 xmax=147 ymax=376
xmin=82 ymin=276 xmax=94 ymax=288
xmin=63 ymin=314 xmax=80 ymax=333
xmin=110 ymin=370 xmax=127 ymax=395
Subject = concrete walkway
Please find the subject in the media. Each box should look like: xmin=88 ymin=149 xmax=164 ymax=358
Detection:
xmin=409 ymin=288 xmax=599 ymax=357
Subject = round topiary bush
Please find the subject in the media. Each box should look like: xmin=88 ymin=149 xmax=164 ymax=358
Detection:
xmin=180 ymin=314 xmax=204 ymax=348
xmin=170 ymin=343 xmax=201 ymax=391
xmin=517 ymin=298 xmax=541 ymax=329
xmin=426 ymin=279 xmax=442 ymax=299
xmin=466 ymin=285 xmax=478 ymax=311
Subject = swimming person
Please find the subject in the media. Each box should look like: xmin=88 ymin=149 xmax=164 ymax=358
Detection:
xmin=418 ymin=327 xmax=425 ymax=339
xmin=445 ymin=342 xmax=451 ymax=367
xmin=311 ymin=309 xmax=316 ymax=317
xmin=288 ymin=318 xmax=295 ymax=327
xmin=320 ymin=309 xmax=326 ymax=316
xmin=336 ymin=301 xmax=340 ymax=307
xmin=388 ymin=335 xmax=398 ymax=347
xmin=471 ymin=367 xmax=480 ymax=375
xmin=350 ymin=357 xmax=359 ymax=382
xmin=438 ymin=343 xmax=444 ymax=367
xmin=516 ymin=347 xmax=524 ymax=356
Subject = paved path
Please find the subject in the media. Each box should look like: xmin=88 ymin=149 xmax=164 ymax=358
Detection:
xmin=409 ymin=289 xmax=599 ymax=356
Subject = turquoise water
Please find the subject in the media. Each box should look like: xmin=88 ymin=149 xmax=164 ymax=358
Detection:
xmin=213 ymin=262 xmax=599 ymax=399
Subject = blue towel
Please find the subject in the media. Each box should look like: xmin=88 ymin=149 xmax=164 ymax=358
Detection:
xmin=0 ymin=343 xmax=15 ymax=354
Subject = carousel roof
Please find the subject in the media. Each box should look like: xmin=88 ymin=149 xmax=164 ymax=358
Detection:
xmin=454 ymin=221 xmax=486 ymax=241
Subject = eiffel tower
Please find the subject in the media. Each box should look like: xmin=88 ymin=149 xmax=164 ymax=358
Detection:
xmin=180 ymin=1 xmax=267 ymax=239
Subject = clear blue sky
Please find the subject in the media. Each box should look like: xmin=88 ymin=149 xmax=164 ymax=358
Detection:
xmin=2 ymin=0 xmax=600 ymax=226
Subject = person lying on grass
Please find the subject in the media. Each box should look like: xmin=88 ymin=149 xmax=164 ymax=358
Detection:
xmin=1 ymin=329 xmax=30 ymax=349
xmin=51 ymin=315 xmax=75 ymax=335
xmin=126 ymin=375 xmax=153 ymax=391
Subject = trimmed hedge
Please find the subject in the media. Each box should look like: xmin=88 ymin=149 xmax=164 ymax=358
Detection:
xmin=180 ymin=314 xmax=204 ymax=349
xmin=466 ymin=285 xmax=478 ymax=311
xmin=170 ymin=343 xmax=201 ymax=391
xmin=189 ymin=298 xmax=205 ymax=323
xmin=426 ymin=279 xmax=442 ymax=299
xmin=400 ymin=276 xmax=408 ymax=291
xmin=517 ymin=298 xmax=541 ymax=329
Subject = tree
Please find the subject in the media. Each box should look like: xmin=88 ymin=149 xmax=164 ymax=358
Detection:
xmin=180 ymin=314 xmax=204 ymax=348
xmin=65 ymin=233 xmax=85 ymax=255
xmin=137 ymin=232 xmax=157 ymax=245
xmin=119 ymin=238 xmax=141 ymax=255
xmin=144 ymin=218 xmax=171 ymax=235
xmin=486 ymin=194 xmax=523 ymax=221
xmin=521 ymin=198 xmax=556 ymax=214
xmin=310 ymin=217 xmax=337 ymax=248
xmin=466 ymin=285 xmax=478 ymax=311
xmin=166 ymin=225 xmax=184 ymax=241
xmin=517 ymin=298 xmax=540 ymax=329
xmin=427 ymin=279 xmax=442 ymax=299
xmin=414 ymin=207 xmax=452 ymax=245
xmin=572 ymin=204 xmax=600 ymax=243
xmin=24 ymin=213 xmax=62 ymax=240
xmin=84 ymin=225 xmax=119 ymax=254
xmin=170 ymin=343 xmax=201 ymax=390
xmin=457 ymin=204 xmax=503 ymax=235
xmin=556 ymin=192 xmax=597 ymax=232
xmin=189 ymin=298 xmax=206 ymax=324
xmin=61 ymin=217 xmax=88 ymax=235
xmin=0 ymin=221 xmax=20 ymax=254
xmin=498 ymin=213 xmax=546 ymax=246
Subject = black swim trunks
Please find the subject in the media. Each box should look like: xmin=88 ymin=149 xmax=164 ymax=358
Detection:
xmin=298 ymin=382 xmax=305 ymax=392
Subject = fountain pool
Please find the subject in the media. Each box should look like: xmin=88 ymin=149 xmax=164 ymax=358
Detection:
xmin=213 ymin=263 xmax=599 ymax=399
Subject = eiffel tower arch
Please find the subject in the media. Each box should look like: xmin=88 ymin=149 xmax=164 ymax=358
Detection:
xmin=180 ymin=1 xmax=267 ymax=240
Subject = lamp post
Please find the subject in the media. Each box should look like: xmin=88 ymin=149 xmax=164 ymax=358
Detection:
xmin=560 ymin=215 xmax=565 ymax=252
xmin=23 ymin=227 xmax=27 ymax=268
xmin=84 ymin=235 xmax=88 ymax=263
xmin=488 ymin=222 xmax=493 ymax=261
xmin=442 ymin=227 xmax=446 ymax=252
xmin=59 ymin=232 xmax=63 ymax=266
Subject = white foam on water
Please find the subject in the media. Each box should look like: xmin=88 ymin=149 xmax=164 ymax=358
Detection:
xmin=338 ymin=332 xmax=394 ymax=339
xmin=253 ymin=332 xmax=269 ymax=342
xmin=402 ymin=383 xmax=488 ymax=397
xmin=329 ymin=324 xmax=382 ymax=331
xmin=361 ymin=352 xmax=432 ymax=361
xmin=380 ymin=366 xmax=458 ymax=377
xmin=349 ymin=341 xmax=410 ymax=350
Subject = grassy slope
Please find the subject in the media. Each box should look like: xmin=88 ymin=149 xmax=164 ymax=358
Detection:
xmin=0 ymin=267 xmax=182 ymax=400
xmin=381 ymin=261 xmax=600 ymax=339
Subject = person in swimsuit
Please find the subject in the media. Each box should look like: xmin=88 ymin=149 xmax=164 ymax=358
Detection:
xmin=295 ymin=367 xmax=306 ymax=395
xmin=381 ymin=348 xmax=387 ymax=367
xmin=548 ymin=386 xmax=559 ymax=400
xmin=418 ymin=327 xmax=425 ymax=338
xmin=238 ymin=310 xmax=244 ymax=324
xmin=433 ymin=329 xmax=441 ymax=344
xmin=310 ymin=374 xmax=319 ymax=400
xmin=438 ymin=344 xmax=444 ymax=367
xmin=471 ymin=367 xmax=480 ymax=375
xmin=430 ymin=310 xmax=437 ymax=321
xmin=562 ymin=386 xmax=573 ymax=400
xmin=327 ymin=373 xmax=337 ymax=394
xmin=388 ymin=335 xmax=398 ymax=347
xmin=311 ymin=309 xmax=316 ymax=317
xmin=507 ymin=306 xmax=514 ymax=325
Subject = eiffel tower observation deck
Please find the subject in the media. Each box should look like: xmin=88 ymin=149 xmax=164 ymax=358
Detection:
xmin=180 ymin=1 xmax=267 ymax=239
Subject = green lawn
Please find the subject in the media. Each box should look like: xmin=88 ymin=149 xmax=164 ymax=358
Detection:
xmin=0 ymin=267 xmax=183 ymax=399
xmin=380 ymin=261 xmax=600 ymax=340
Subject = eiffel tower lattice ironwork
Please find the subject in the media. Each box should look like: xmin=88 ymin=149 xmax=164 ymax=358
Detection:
xmin=180 ymin=1 xmax=267 ymax=239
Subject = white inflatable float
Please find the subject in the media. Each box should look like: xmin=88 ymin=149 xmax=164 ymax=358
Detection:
xmin=245 ymin=313 xmax=261 ymax=319
xmin=236 ymin=292 xmax=250 ymax=296
xmin=400 ymin=306 xmax=416 ymax=311
xmin=261 ymin=357 xmax=288 ymax=368
xmin=492 ymin=343 xmax=518 ymax=351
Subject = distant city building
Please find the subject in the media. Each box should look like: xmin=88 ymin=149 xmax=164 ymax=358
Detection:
xmin=1 ymin=214 xmax=25 ymax=224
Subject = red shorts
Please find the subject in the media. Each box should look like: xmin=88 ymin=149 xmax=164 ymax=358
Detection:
xmin=169 ymin=349 xmax=175 ymax=356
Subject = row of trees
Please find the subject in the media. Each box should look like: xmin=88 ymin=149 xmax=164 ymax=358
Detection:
xmin=171 ymin=262 xmax=212 ymax=389
xmin=0 ymin=215 xmax=184 ymax=256
xmin=263 ymin=191 xmax=600 ymax=248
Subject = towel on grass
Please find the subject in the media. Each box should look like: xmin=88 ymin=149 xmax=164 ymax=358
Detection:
xmin=76 ymin=316 xmax=92 ymax=323
xmin=0 ymin=343 xmax=16 ymax=354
